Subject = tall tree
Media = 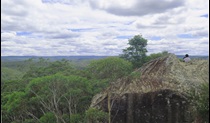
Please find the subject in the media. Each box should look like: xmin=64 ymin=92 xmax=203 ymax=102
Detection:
xmin=120 ymin=35 xmax=148 ymax=68
xmin=25 ymin=73 xmax=94 ymax=123
xmin=86 ymin=57 xmax=133 ymax=81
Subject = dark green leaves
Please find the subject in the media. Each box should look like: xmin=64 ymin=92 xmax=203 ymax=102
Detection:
xmin=86 ymin=57 xmax=133 ymax=81
xmin=120 ymin=35 xmax=148 ymax=68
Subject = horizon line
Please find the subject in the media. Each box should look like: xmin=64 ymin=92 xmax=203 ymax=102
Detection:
xmin=1 ymin=55 xmax=209 ymax=57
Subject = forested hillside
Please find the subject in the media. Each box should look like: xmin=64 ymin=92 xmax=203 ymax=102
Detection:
xmin=1 ymin=56 xmax=135 ymax=123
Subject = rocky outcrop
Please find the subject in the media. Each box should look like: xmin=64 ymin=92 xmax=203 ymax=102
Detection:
xmin=96 ymin=90 xmax=190 ymax=123
xmin=90 ymin=54 xmax=209 ymax=123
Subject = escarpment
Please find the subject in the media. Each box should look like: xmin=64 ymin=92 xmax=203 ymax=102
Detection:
xmin=90 ymin=54 xmax=208 ymax=123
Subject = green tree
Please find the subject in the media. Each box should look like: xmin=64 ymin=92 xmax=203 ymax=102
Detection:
xmin=1 ymin=67 xmax=24 ymax=81
xmin=86 ymin=57 xmax=133 ymax=81
xmin=22 ymin=59 xmax=76 ymax=80
xmin=39 ymin=112 xmax=56 ymax=123
xmin=2 ymin=91 xmax=28 ymax=123
xmin=68 ymin=114 xmax=83 ymax=123
xmin=120 ymin=35 xmax=148 ymax=68
xmin=85 ymin=108 xmax=108 ymax=123
xmin=25 ymin=73 xmax=95 ymax=123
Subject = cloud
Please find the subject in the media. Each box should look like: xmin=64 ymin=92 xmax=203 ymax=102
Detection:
xmin=1 ymin=32 xmax=16 ymax=42
xmin=89 ymin=0 xmax=185 ymax=16
xmin=1 ymin=0 xmax=209 ymax=56
xmin=148 ymin=36 xmax=162 ymax=41
xmin=44 ymin=30 xmax=80 ymax=39
xmin=147 ymin=37 xmax=209 ymax=55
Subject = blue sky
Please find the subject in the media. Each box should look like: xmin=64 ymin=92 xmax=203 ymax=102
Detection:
xmin=1 ymin=0 xmax=209 ymax=56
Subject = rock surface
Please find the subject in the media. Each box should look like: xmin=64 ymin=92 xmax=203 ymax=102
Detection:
xmin=90 ymin=54 xmax=209 ymax=123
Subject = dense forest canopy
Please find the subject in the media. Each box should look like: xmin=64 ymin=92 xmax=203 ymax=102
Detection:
xmin=1 ymin=52 xmax=172 ymax=123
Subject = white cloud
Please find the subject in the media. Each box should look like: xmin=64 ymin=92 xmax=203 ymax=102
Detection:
xmin=1 ymin=0 xmax=209 ymax=56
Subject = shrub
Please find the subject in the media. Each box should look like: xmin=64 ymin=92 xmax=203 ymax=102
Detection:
xmin=85 ymin=108 xmax=108 ymax=122
xmin=39 ymin=112 xmax=56 ymax=123
xmin=189 ymin=82 xmax=209 ymax=122
xmin=87 ymin=57 xmax=133 ymax=80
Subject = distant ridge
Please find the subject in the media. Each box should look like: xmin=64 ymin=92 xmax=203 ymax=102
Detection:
xmin=176 ymin=55 xmax=208 ymax=59
xmin=1 ymin=56 xmax=110 ymax=62
xmin=1 ymin=55 xmax=208 ymax=62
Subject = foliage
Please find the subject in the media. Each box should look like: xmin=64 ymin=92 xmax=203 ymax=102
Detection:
xmin=2 ymin=57 xmax=112 ymax=123
xmin=189 ymin=82 xmax=209 ymax=122
xmin=22 ymin=59 xmax=75 ymax=80
xmin=69 ymin=114 xmax=83 ymax=123
xmin=39 ymin=112 xmax=56 ymax=123
xmin=1 ymin=80 xmax=26 ymax=93
xmin=85 ymin=108 xmax=108 ymax=122
xmin=2 ymin=51 xmax=209 ymax=123
xmin=0 ymin=55 xmax=141 ymax=123
xmin=1 ymin=67 xmax=24 ymax=81
xmin=144 ymin=51 xmax=169 ymax=63
xmin=22 ymin=119 xmax=37 ymax=123
xmin=2 ymin=91 xmax=26 ymax=113
xmin=120 ymin=35 xmax=148 ymax=68
xmin=25 ymin=73 xmax=94 ymax=114
xmin=2 ymin=91 xmax=28 ymax=123
xmin=86 ymin=57 xmax=133 ymax=81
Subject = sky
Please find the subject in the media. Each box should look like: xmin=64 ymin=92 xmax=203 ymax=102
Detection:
xmin=1 ymin=0 xmax=209 ymax=56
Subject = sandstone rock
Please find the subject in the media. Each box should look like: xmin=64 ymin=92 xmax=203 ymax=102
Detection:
xmin=90 ymin=54 xmax=208 ymax=123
